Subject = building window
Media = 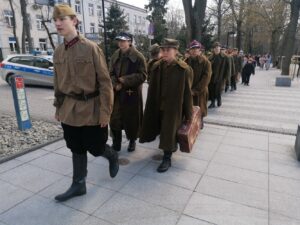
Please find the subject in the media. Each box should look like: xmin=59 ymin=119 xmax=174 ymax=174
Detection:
xmin=39 ymin=38 xmax=47 ymax=51
xmin=88 ymin=3 xmax=94 ymax=16
xmin=138 ymin=16 xmax=141 ymax=24
xmin=134 ymin=15 xmax=137 ymax=24
xmin=36 ymin=15 xmax=44 ymax=30
xmin=96 ymin=5 xmax=102 ymax=17
xmin=75 ymin=1 xmax=81 ymax=14
xmin=98 ymin=23 xmax=102 ymax=33
xmin=4 ymin=10 xmax=14 ymax=27
xmin=90 ymin=23 xmax=95 ymax=33
xmin=78 ymin=21 xmax=83 ymax=33
xmin=126 ymin=13 xmax=130 ymax=23
xmin=8 ymin=37 xmax=17 ymax=52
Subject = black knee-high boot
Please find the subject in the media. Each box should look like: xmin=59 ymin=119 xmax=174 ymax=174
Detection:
xmin=157 ymin=151 xmax=172 ymax=173
xmin=127 ymin=139 xmax=136 ymax=152
xmin=208 ymin=99 xmax=216 ymax=108
xmin=55 ymin=153 xmax=87 ymax=202
xmin=111 ymin=129 xmax=122 ymax=151
xmin=103 ymin=145 xmax=119 ymax=178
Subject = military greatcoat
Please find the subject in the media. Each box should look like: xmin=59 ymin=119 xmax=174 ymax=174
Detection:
xmin=185 ymin=55 xmax=212 ymax=117
xmin=208 ymin=53 xmax=230 ymax=99
xmin=109 ymin=46 xmax=147 ymax=140
xmin=139 ymin=59 xmax=193 ymax=152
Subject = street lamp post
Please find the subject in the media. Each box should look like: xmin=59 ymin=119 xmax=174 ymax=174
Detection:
xmin=101 ymin=0 xmax=109 ymax=63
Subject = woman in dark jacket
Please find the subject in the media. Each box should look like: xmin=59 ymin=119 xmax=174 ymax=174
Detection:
xmin=242 ymin=57 xmax=255 ymax=86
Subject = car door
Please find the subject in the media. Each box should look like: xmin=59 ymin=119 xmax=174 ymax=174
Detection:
xmin=8 ymin=56 xmax=35 ymax=85
xmin=32 ymin=57 xmax=54 ymax=86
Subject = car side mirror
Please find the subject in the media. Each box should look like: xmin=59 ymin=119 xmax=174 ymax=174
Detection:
xmin=48 ymin=66 xmax=54 ymax=70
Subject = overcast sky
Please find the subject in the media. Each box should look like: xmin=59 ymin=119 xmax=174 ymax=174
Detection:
xmin=118 ymin=0 xmax=212 ymax=10
xmin=118 ymin=0 xmax=184 ymax=10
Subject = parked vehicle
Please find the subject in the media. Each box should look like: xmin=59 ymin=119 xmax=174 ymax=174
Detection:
xmin=0 ymin=54 xmax=54 ymax=86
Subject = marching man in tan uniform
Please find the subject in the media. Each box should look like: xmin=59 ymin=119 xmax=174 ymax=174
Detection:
xmin=52 ymin=4 xmax=119 ymax=202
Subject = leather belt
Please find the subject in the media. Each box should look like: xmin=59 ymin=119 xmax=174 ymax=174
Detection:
xmin=66 ymin=90 xmax=99 ymax=101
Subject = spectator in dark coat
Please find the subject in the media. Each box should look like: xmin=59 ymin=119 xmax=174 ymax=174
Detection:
xmin=242 ymin=58 xmax=255 ymax=86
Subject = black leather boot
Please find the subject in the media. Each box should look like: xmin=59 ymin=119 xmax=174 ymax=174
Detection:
xmin=225 ymin=85 xmax=229 ymax=93
xmin=111 ymin=129 xmax=122 ymax=152
xmin=55 ymin=153 xmax=87 ymax=202
xmin=157 ymin=152 xmax=172 ymax=173
xmin=217 ymin=96 xmax=222 ymax=107
xmin=103 ymin=145 xmax=119 ymax=178
xmin=127 ymin=140 xmax=136 ymax=152
xmin=208 ymin=100 xmax=216 ymax=108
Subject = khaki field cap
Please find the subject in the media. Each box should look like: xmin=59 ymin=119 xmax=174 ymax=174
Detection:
xmin=212 ymin=42 xmax=221 ymax=48
xmin=53 ymin=4 xmax=76 ymax=19
xmin=160 ymin=38 xmax=179 ymax=49
xmin=149 ymin=43 xmax=160 ymax=54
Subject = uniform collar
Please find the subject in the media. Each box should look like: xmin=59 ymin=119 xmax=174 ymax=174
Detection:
xmin=64 ymin=34 xmax=81 ymax=50
xmin=113 ymin=46 xmax=138 ymax=65
xmin=121 ymin=46 xmax=138 ymax=62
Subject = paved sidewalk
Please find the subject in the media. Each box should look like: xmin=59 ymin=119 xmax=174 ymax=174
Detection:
xmin=0 ymin=68 xmax=300 ymax=225
xmin=205 ymin=68 xmax=300 ymax=135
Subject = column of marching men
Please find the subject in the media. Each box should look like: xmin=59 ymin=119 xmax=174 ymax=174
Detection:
xmin=52 ymin=4 xmax=252 ymax=202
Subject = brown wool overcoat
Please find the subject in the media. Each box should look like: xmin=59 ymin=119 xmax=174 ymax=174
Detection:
xmin=139 ymin=59 xmax=193 ymax=151
xmin=53 ymin=36 xmax=113 ymax=127
xmin=147 ymin=58 xmax=159 ymax=82
xmin=185 ymin=55 xmax=212 ymax=117
xmin=109 ymin=46 xmax=147 ymax=140
xmin=208 ymin=52 xmax=230 ymax=95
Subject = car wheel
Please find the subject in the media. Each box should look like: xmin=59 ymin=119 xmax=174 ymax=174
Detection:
xmin=5 ymin=74 xmax=14 ymax=86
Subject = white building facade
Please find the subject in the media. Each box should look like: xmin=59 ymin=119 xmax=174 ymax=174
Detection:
xmin=0 ymin=0 xmax=149 ymax=59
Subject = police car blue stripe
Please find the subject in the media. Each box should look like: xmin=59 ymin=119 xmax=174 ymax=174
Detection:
xmin=3 ymin=64 xmax=53 ymax=76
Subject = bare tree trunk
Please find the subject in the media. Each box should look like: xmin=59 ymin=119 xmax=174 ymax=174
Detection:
xmin=41 ymin=20 xmax=56 ymax=50
xmin=20 ymin=0 xmax=33 ymax=53
xmin=270 ymin=29 xmax=280 ymax=68
xmin=39 ymin=8 xmax=56 ymax=50
xmin=217 ymin=0 xmax=222 ymax=41
xmin=281 ymin=0 xmax=300 ymax=75
xmin=21 ymin=25 xmax=25 ymax=53
xmin=182 ymin=0 xmax=207 ymax=42
xmin=229 ymin=0 xmax=245 ymax=51
xmin=182 ymin=0 xmax=194 ymax=41
xmin=9 ymin=0 xmax=20 ymax=53
xmin=194 ymin=0 xmax=207 ymax=41
xmin=236 ymin=20 xmax=242 ymax=50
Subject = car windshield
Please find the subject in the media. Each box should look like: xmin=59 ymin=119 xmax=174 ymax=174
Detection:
xmin=8 ymin=56 xmax=34 ymax=66
xmin=34 ymin=57 xmax=53 ymax=69
xmin=7 ymin=56 xmax=53 ymax=69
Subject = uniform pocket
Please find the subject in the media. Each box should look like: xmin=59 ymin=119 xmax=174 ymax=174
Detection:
xmin=54 ymin=58 xmax=66 ymax=78
xmin=74 ymin=57 xmax=94 ymax=77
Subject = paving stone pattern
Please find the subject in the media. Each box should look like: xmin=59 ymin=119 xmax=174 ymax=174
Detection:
xmin=0 ymin=68 xmax=300 ymax=225
xmin=205 ymin=68 xmax=300 ymax=135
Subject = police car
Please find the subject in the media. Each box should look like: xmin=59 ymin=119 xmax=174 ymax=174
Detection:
xmin=0 ymin=54 xmax=54 ymax=86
